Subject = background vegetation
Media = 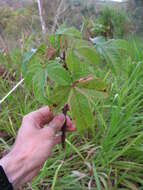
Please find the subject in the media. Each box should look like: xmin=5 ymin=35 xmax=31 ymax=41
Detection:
xmin=0 ymin=0 xmax=143 ymax=49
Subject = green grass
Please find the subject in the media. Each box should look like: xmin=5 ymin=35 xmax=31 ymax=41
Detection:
xmin=1 ymin=38 xmax=143 ymax=189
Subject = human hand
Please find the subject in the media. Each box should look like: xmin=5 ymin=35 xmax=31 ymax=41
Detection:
xmin=0 ymin=106 xmax=75 ymax=189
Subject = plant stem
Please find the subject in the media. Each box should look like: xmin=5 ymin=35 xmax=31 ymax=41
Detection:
xmin=61 ymin=104 xmax=68 ymax=149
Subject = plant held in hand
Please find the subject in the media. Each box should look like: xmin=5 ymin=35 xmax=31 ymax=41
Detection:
xmin=22 ymin=26 xmax=108 ymax=146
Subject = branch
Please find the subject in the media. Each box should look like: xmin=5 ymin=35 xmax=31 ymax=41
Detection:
xmin=37 ymin=0 xmax=46 ymax=34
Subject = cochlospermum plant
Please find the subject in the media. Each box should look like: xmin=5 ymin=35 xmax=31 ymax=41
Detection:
xmin=22 ymin=26 xmax=109 ymax=147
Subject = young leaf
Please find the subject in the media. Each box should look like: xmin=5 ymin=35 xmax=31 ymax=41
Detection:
xmin=46 ymin=61 xmax=71 ymax=86
xmin=70 ymin=88 xmax=94 ymax=133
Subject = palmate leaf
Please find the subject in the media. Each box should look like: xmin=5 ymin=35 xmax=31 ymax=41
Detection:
xmin=46 ymin=61 xmax=71 ymax=86
xmin=70 ymin=88 xmax=94 ymax=134
xmin=21 ymin=28 xmax=109 ymax=136
xmin=48 ymin=86 xmax=71 ymax=113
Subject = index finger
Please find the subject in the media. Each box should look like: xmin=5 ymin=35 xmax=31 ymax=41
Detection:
xmin=24 ymin=106 xmax=53 ymax=127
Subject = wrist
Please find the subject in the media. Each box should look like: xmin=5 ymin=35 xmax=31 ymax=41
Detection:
xmin=0 ymin=150 xmax=27 ymax=189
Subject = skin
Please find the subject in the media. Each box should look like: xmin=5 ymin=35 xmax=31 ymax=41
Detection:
xmin=0 ymin=106 xmax=75 ymax=189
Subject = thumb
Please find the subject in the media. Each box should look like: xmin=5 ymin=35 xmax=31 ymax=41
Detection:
xmin=42 ymin=113 xmax=65 ymax=135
